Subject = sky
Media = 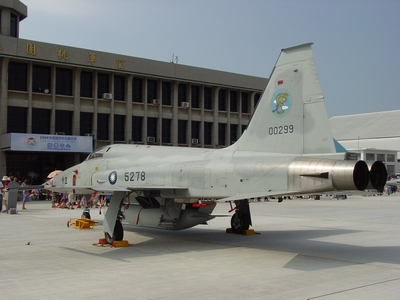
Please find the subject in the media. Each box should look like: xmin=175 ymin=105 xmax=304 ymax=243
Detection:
xmin=19 ymin=0 xmax=400 ymax=118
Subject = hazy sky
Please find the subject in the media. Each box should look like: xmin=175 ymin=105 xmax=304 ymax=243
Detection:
xmin=19 ymin=0 xmax=400 ymax=117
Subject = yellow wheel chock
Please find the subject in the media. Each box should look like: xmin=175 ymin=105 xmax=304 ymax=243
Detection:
xmin=67 ymin=218 xmax=98 ymax=230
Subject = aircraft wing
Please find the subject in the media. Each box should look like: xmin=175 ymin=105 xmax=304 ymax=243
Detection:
xmin=217 ymin=188 xmax=382 ymax=202
xmin=216 ymin=190 xmax=301 ymax=202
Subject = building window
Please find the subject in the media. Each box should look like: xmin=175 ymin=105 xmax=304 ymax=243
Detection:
xmin=178 ymin=120 xmax=187 ymax=144
xmin=204 ymin=122 xmax=212 ymax=145
xmin=7 ymin=106 xmax=27 ymax=133
xmin=241 ymin=92 xmax=249 ymax=113
xmin=98 ymin=73 xmax=109 ymax=98
xmin=147 ymin=117 xmax=157 ymax=141
xmin=178 ymin=84 xmax=187 ymax=105
xmin=147 ymin=80 xmax=157 ymax=103
xmin=55 ymin=110 xmax=72 ymax=135
xmin=204 ymin=87 xmax=212 ymax=110
xmin=230 ymin=124 xmax=238 ymax=144
xmin=162 ymin=119 xmax=171 ymax=143
xmin=10 ymin=13 xmax=18 ymax=37
xmin=114 ymin=114 xmax=125 ymax=141
xmin=56 ymin=68 xmax=72 ymax=96
xmin=218 ymin=89 xmax=226 ymax=111
xmin=230 ymin=91 xmax=238 ymax=112
xmin=132 ymin=116 xmax=143 ymax=142
xmin=32 ymin=108 xmax=50 ymax=134
xmin=80 ymin=71 xmax=93 ymax=98
xmin=377 ymin=154 xmax=385 ymax=161
xmin=366 ymin=153 xmax=375 ymax=161
xmin=218 ymin=123 xmax=226 ymax=147
xmin=80 ymin=112 xmax=93 ymax=136
xmin=8 ymin=61 xmax=27 ymax=91
xmin=254 ymin=93 xmax=261 ymax=108
xmin=132 ymin=78 xmax=142 ymax=103
xmin=32 ymin=65 xmax=51 ymax=93
xmin=162 ymin=82 xmax=171 ymax=105
xmin=191 ymin=85 xmax=200 ymax=109
xmin=114 ymin=75 xmax=125 ymax=101
xmin=387 ymin=165 xmax=395 ymax=174
xmin=97 ymin=114 xmax=109 ymax=140
xmin=387 ymin=154 xmax=395 ymax=162
xmin=191 ymin=121 xmax=200 ymax=140
xmin=242 ymin=125 xmax=247 ymax=134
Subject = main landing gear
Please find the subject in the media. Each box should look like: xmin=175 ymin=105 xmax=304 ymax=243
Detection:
xmin=230 ymin=199 xmax=252 ymax=234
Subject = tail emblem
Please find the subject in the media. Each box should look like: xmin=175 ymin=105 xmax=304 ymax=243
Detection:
xmin=271 ymin=89 xmax=292 ymax=117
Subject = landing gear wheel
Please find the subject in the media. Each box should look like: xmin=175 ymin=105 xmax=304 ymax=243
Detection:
xmin=231 ymin=211 xmax=250 ymax=234
xmin=104 ymin=219 xmax=124 ymax=245
xmin=81 ymin=211 xmax=91 ymax=219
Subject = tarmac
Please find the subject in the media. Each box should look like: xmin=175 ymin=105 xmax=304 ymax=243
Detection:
xmin=1 ymin=193 xmax=400 ymax=300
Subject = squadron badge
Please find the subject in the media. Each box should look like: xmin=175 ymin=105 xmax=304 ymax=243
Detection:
xmin=271 ymin=89 xmax=292 ymax=117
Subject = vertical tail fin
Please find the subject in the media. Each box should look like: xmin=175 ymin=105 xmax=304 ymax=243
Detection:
xmin=235 ymin=43 xmax=336 ymax=155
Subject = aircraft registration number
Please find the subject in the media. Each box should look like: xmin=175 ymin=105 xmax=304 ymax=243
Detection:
xmin=269 ymin=125 xmax=294 ymax=135
xmin=124 ymin=171 xmax=146 ymax=181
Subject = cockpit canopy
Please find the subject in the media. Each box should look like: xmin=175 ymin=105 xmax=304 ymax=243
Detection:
xmin=86 ymin=146 xmax=110 ymax=160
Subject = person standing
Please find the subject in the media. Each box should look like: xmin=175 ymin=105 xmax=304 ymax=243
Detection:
xmin=2 ymin=176 xmax=10 ymax=213
xmin=21 ymin=178 xmax=30 ymax=210
xmin=0 ymin=180 xmax=3 ymax=212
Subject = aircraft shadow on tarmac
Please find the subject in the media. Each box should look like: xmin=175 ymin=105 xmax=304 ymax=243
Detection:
xmin=60 ymin=224 xmax=400 ymax=271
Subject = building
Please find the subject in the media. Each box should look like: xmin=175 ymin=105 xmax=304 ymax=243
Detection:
xmin=0 ymin=0 xmax=267 ymax=183
xmin=330 ymin=110 xmax=400 ymax=174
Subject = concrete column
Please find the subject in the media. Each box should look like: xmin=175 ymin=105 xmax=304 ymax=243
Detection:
xmin=172 ymin=81 xmax=179 ymax=146
xmin=213 ymin=87 xmax=220 ymax=148
xmin=226 ymin=90 xmax=231 ymax=147
xmin=143 ymin=78 xmax=148 ymax=144
xmin=238 ymin=90 xmax=243 ymax=141
xmin=0 ymin=57 xmax=9 ymax=176
xmin=125 ymin=75 xmax=133 ymax=143
xmin=50 ymin=65 xmax=56 ymax=134
xmin=200 ymin=85 xmax=205 ymax=148
xmin=187 ymin=84 xmax=192 ymax=146
xmin=250 ymin=91 xmax=257 ymax=116
xmin=73 ymin=68 xmax=81 ymax=136
xmin=93 ymin=71 xmax=98 ymax=149
xmin=157 ymin=79 xmax=162 ymax=145
xmin=27 ymin=62 xmax=32 ymax=133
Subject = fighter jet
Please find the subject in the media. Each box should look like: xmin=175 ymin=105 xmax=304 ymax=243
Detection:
xmin=43 ymin=43 xmax=387 ymax=244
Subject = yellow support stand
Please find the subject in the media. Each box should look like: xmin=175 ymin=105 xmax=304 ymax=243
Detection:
xmin=112 ymin=240 xmax=129 ymax=247
xmin=67 ymin=218 xmax=98 ymax=230
xmin=226 ymin=228 xmax=256 ymax=235
xmin=97 ymin=238 xmax=129 ymax=247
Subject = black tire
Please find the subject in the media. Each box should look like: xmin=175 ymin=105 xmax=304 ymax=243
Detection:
xmin=104 ymin=219 xmax=124 ymax=244
xmin=81 ymin=211 xmax=91 ymax=219
xmin=231 ymin=211 xmax=250 ymax=234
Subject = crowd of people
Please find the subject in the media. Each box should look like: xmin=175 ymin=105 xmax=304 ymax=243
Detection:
xmin=0 ymin=172 xmax=110 ymax=213
xmin=1 ymin=174 xmax=41 ymax=212
xmin=0 ymin=172 xmax=51 ymax=213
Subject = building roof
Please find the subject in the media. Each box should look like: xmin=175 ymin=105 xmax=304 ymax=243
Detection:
xmin=0 ymin=34 xmax=267 ymax=91
xmin=330 ymin=110 xmax=400 ymax=140
xmin=330 ymin=110 xmax=400 ymax=155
